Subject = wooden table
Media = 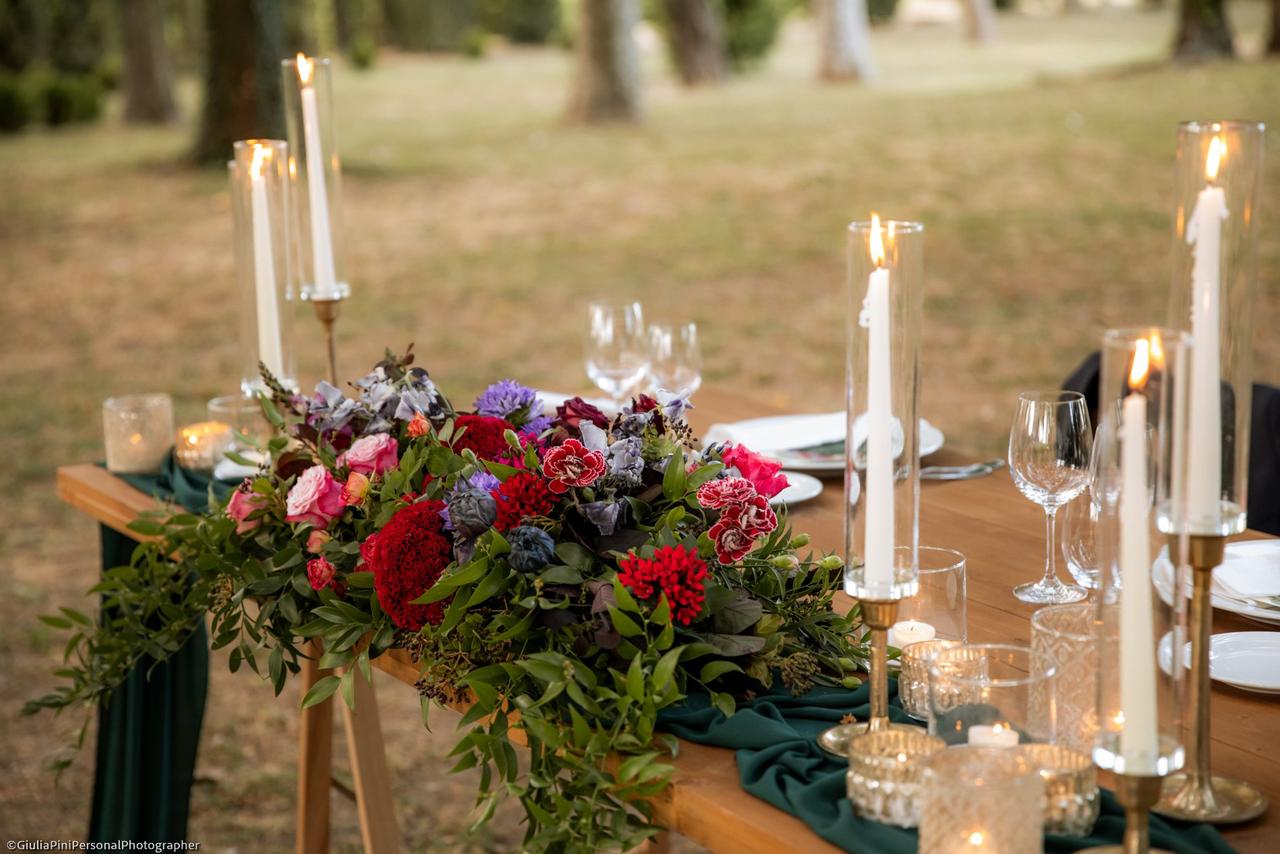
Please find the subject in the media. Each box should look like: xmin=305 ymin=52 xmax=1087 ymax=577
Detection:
xmin=56 ymin=388 xmax=1278 ymax=853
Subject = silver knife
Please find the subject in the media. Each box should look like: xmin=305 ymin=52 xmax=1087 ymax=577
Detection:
xmin=921 ymin=459 xmax=1005 ymax=481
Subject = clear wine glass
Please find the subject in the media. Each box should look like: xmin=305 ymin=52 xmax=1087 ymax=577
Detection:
xmin=585 ymin=301 xmax=648 ymax=409
xmin=1061 ymin=421 xmax=1109 ymax=591
xmin=1008 ymin=390 xmax=1093 ymax=604
xmin=647 ymin=322 xmax=702 ymax=397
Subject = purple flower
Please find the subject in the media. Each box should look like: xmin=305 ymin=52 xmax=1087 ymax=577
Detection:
xmin=474 ymin=380 xmax=547 ymax=431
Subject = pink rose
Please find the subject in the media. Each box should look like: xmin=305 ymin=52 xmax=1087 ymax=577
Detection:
xmin=541 ymin=438 xmax=606 ymax=494
xmin=339 ymin=433 xmax=399 ymax=476
xmin=306 ymin=529 xmax=331 ymax=554
xmin=696 ymin=476 xmax=758 ymax=509
xmin=721 ymin=444 xmax=789 ymax=499
xmin=307 ymin=557 xmax=337 ymax=591
xmin=226 ymin=480 xmax=268 ymax=535
xmin=285 ymin=465 xmax=345 ymax=528
xmin=341 ymin=471 xmax=370 ymax=506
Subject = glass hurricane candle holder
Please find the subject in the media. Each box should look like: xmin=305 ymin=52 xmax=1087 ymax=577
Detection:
xmin=1030 ymin=603 xmax=1098 ymax=756
xmin=103 ymin=394 xmax=174 ymax=474
xmin=891 ymin=546 xmax=966 ymax=646
xmin=846 ymin=729 xmax=946 ymax=828
xmin=1015 ymin=743 xmax=1099 ymax=837
xmin=1168 ymin=121 xmax=1264 ymax=537
xmin=899 ymin=638 xmax=959 ymax=722
xmin=231 ymin=139 xmax=296 ymax=393
xmin=282 ymin=54 xmax=349 ymax=303
xmin=928 ymin=644 xmax=1057 ymax=747
xmin=174 ymin=421 xmax=232 ymax=472
xmin=208 ymin=394 xmax=272 ymax=456
xmin=918 ymin=747 xmax=1044 ymax=854
xmin=844 ymin=216 xmax=923 ymax=602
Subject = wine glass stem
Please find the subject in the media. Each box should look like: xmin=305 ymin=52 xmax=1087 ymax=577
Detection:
xmin=1042 ymin=506 xmax=1061 ymax=589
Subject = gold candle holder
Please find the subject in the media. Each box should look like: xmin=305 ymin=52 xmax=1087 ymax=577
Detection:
xmin=309 ymin=296 xmax=344 ymax=384
xmin=818 ymin=598 xmax=917 ymax=758
xmin=1081 ymin=774 xmax=1169 ymax=854
xmin=1153 ymin=534 xmax=1267 ymax=824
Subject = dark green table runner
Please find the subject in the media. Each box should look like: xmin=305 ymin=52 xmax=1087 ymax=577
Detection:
xmin=657 ymin=682 xmax=1235 ymax=854
xmin=89 ymin=456 xmax=233 ymax=843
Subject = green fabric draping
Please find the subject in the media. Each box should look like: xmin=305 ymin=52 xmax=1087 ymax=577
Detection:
xmin=658 ymin=682 xmax=1235 ymax=854
xmin=88 ymin=455 xmax=234 ymax=843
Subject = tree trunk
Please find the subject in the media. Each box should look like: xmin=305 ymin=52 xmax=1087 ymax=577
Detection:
xmin=818 ymin=0 xmax=875 ymax=81
xmin=192 ymin=0 xmax=285 ymax=163
xmin=1268 ymin=0 xmax=1280 ymax=54
xmin=662 ymin=0 xmax=724 ymax=87
xmin=333 ymin=0 xmax=354 ymax=49
xmin=120 ymin=0 xmax=177 ymax=123
xmin=567 ymin=0 xmax=641 ymax=123
xmin=1173 ymin=0 xmax=1235 ymax=60
xmin=961 ymin=0 xmax=997 ymax=43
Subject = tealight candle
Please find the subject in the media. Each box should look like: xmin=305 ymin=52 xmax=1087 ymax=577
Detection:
xmin=890 ymin=619 xmax=936 ymax=648
xmin=967 ymin=723 xmax=1018 ymax=749
xmin=175 ymin=421 xmax=232 ymax=472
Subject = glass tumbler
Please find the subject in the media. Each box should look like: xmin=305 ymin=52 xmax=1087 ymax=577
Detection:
xmin=891 ymin=546 xmax=967 ymax=646
xmin=928 ymin=644 xmax=1057 ymax=747
xmin=1030 ymin=603 xmax=1098 ymax=756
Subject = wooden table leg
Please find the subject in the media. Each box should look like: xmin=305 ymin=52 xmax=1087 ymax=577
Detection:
xmin=296 ymin=640 xmax=333 ymax=854
xmin=340 ymin=668 xmax=400 ymax=854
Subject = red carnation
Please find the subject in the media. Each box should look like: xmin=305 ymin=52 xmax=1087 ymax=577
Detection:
xmin=721 ymin=494 xmax=778 ymax=537
xmin=696 ymin=476 xmax=758 ymax=510
xmin=709 ymin=522 xmax=756 ymax=564
xmin=542 ymin=438 xmax=606 ymax=494
xmin=367 ymin=499 xmax=454 ymax=630
xmin=452 ymin=414 xmax=515 ymax=462
xmin=616 ymin=545 xmax=709 ymax=626
xmin=493 ymin=472 xmax=557 ymax=532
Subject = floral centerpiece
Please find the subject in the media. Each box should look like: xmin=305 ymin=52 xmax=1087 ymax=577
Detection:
xmin=29 ymin=349 xmax=868 ymax=851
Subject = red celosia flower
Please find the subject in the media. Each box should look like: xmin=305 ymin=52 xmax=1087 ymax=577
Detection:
xmin=695 ymin=476 xmax=758 ymax=510
xmin=452 ymin=414 xmax=515 ymax=462
xmin=493 ymin=472 xmax=557 ymax=532
xmin=366 ymin=499 xmax=453 ymax=630
xmin=542 ymin=438 xmax=606 ymax=494
xmin=616 ymin=545 xmax=709 ymax=626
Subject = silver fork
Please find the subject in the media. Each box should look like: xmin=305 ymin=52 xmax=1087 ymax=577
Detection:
xmin=921 ymin=459 xmax=1005 ymax=481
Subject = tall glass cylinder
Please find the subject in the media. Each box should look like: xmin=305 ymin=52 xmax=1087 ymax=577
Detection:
xmin=1168 ymin=120 xmax=1264 ymax=536
xmin=231 ymin=139 xmax=296 ymax=393
xmin=282 ymin=54 xmax=349 ymax=302
xmin=844 ymin=217 xmax=923 ymax=601
xmin=1092 ymin=327 xmax=1190 ymax=776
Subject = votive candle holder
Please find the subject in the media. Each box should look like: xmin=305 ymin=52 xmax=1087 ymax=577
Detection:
xmin=899 ymin=638 xmax=959 ymax=722
xmin=175 ymin=421 xmax=233 ymax=472
xmin=891 ymin=546 xmax=967 ymax=646
xmin=928 ymin=644 xmax=1057 ymax=747
xmin=846 ymin=729 xmax=947 ymax=828
xmin=919 ymin=747 xmax=1044 ymax=854
xmin=1030 ymin=602 xmax=1099 ymax=756
xmin=103 ymin=394 xmax=174 ymax=474
xmin=1015 ymin=743 xmax=1099 ymax=836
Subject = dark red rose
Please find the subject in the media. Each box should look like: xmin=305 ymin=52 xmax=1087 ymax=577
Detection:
xmin=632 ymin=394 xmax=659 ymax=413
xmin=367 ymin=500 xmax=453 ymax=630
xmin=452 ymin=414 xmax=515 ymax=462
xmin=554 ymin=397 xmax=610 ymax=432
xmin=542 ymin=438 xmax=606 ymax=494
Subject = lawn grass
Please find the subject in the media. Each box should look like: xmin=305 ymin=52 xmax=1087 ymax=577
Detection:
xmin=1 ymin=7 xmax=1277 ymax=848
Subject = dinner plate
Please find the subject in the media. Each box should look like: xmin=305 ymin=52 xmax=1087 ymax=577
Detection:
xmin=768 ymin=418 xmax=944 ymax=473
xmin=769 ymin=472 xmax=824 ymax=508
xmin=1158 ymin=631 xmax=1280 ymax=694
xmin=1153 ymin=547 xmax=1280 ymax=627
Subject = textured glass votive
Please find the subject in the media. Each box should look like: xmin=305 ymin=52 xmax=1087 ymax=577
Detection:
xmin=846 ymin=729 xmax=946 ymax=828
xmin=1015 ymin=743 xmax=1099 ymax=837
xmin=919 ymin=747 xmax=1044 ymax=854
xmin=1030 ymin=603 xmax=1098 ymax=756
xmin=174 ymin=421 xmax=232 ymax=472
xmin=103 ymin=394 xmax=174 ymax=474
xmin=891 ymin=546 xmax=967 ymax=646
xmin=900 ymin=639 xmax=959 ymax=722
xmin=928 ymin=644 xmax=1057 ymax=747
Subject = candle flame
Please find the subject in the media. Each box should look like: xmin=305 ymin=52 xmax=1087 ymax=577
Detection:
xmin=869 ymin=213 xmax=886 ymax=267
xmin=1148 ymin=331 xmax=1165 ymax=371
xmin=1205 ymin=136 xmax=1225 ymax=182
xmin=249 ymin=144 xmax=271 ymax=180
xmin=967 ymin=832 xmax=985 ymax=846
xmin=1129 ymin=338 xmax=1150 ymax=391
xmin=128 ymin=432 xmax=143 ymax=446
xmin=297 ymin=53 xmax=314 ymax=86
xmin=991 ymin=722 xmax=1007 ymax=735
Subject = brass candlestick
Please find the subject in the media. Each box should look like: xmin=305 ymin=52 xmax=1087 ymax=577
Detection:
xmin=1153 ymin=534 xmax=1268 ymax=824
xmin=309 ymin=297 xmax=343 ymax=384
xmin=818 ymin=597 xmax=916 ymax=758
xmin=1082 ymin=774 xmax=1169 ymax=854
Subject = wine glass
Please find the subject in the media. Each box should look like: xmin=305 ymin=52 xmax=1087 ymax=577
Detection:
xmin=1008 ymin=390 xmax=1093 ymax=604
xmin=585 ymin=301 xmax=648 ymax=409
xmin=646 ymin=322 xmax=702 ymax=397
xmin=1060 ymin=421 xmax=1109 ymax=591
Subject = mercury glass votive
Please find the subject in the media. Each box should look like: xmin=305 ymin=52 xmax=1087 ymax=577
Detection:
xmin=899 ymin=638 xmax=959 ymax=722
xmin=1015 ymin=743 xmax=1099 ymax=836
xmin=846 ymin=729 xmax=946 ymax=827
xmin=928 ymin=644 xmax=1057 ymax=747
xmin=919 ymin=747 xmax=1044 ymax=854
xmin=175 ymin=421 xmax=233 ymax=472
xmin=103 ymin=394 xmax=174 ymax=474
xmin=890 ymin=546 xmax=967 ymax=647
xmin=1030 ymin=603 xmax=1099 ymax=756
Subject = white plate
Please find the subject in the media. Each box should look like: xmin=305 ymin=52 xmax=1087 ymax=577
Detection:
xmin=1159 ymin=631 xmax=1280 ymax=694
xmin=770 ymin=418 xmax=945 ymax=473
xmin=769 ymin=472 xmax=824 ymax=508
xmin=1153 ymin=547 xmax=1280 ymax=627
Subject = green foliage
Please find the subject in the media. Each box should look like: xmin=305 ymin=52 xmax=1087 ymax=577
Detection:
xmin=868 ymin=0 xmax=899 ymax=26
xmin=0 ymin=69 xmax=33 ymax=132
xmin=723 ymin=0 xmax=785 ymax=71
xmin=460 ymin=26 xmax=488 ymax=60
xmin=382 ymin=0 xmax=477 ymax=52
xmin=0 ymin=0 xmax=42 ymax=72
xmin=479 ymin=0 xmax=560 ymax=44
xmin=40 ymin=73 xmax=102 ymax=126
xmin=47 ymin=0 xmax=101 ymax=74
xmin=349 ymin=33 xmax=376 ymax=70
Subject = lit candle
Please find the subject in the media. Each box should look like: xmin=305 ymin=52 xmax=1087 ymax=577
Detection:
xmin=1185 ymin=135 xmax=1227 ymax=534
xmin=295 ymin=54 xmax=339 ymax=298
xmin=967 ymin=723 xmax=1018 ymax=749
xmin=889 ymin=619 xmax=936 ymax=648
xmin=1119 ymin=337 xmax=1159 ymax=772
xmin=248 ymin=145 xmax=285 ymax=380
xmin=862 ymin=213 xmax=894 ymax=591
xmin=175 ymin=421 xmax=233 ymax=471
